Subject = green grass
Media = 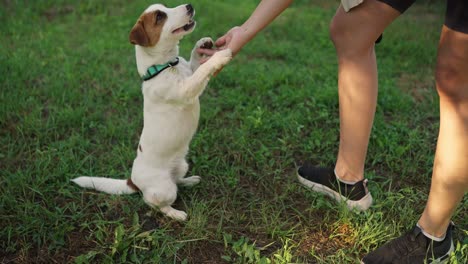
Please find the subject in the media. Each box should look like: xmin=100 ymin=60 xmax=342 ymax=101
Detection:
xmin=1 ymin=0 xmax=467 ymax=263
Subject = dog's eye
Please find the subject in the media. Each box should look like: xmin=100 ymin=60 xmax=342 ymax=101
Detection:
xmin=155 ymin=11 xmax=166 ymax=24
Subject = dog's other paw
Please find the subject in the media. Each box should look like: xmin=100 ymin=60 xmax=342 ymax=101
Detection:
xmin=195 ymin=37 xmax=214 ymax=50
xmin=210 ymin=48 xmax=232 ymax=70
xmin=161 ymin=206 xmax=188 ymax=221
xmin=178 ymin=175 xmax=201 ymax=186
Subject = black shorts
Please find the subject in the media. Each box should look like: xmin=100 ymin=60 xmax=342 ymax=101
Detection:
xmin=377 ymin=0 xmax=468 ymax=34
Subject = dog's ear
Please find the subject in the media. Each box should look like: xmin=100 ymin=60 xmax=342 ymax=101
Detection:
xmin=129 ymin=20 xmax=149 ymax=46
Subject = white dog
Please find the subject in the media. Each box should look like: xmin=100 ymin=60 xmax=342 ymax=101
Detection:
xmin=72 ymin=3 xmax=232 ymax=221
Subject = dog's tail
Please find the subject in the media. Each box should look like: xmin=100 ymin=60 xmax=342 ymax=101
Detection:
xmin=71 ymin=176 xmax=139 ymax=195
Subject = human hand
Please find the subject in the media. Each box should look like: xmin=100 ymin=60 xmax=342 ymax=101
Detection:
xmin=196 ymin=26 xmax=249 ymax=74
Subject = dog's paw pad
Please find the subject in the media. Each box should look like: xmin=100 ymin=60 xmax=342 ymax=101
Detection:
xmin=200 ymin=41 xmax=213 ymax=49
xmin=196 ymin=37 xmax=214 ymax=49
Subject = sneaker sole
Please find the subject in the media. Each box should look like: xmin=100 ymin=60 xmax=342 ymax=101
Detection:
xmin=297 ymin=173 xmax=372 ymax=211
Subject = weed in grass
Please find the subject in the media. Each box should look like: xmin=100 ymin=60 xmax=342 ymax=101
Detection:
xmin=222 ymin=233 xmax=271 ymax=264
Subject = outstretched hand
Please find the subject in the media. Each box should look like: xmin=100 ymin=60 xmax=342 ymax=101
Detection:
xmin=196 ymin=26 xmax=249 ymax=74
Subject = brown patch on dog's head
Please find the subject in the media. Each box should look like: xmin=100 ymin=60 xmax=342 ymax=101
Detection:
xmin=129 ymin=10 xmax=167 ymax=46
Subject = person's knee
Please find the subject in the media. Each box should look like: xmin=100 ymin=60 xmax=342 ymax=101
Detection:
xmin=435 ymin=55 xmax=468 ymax=101
xmin=329 ymin=15 xmax=342 ymax=47
xmin=329 ymin=16 xmax=351 ymax=52
xmin=329 ymin=16 xmax=374 ymax=57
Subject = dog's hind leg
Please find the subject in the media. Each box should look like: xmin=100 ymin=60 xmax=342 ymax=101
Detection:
xmin=178 ymin=176 xmax=201 ymax=187
xmin=160 ymin=206 xmax=188 ymax=221
xmin=144 ymin=195 xmax=187 ymax=221
xmin=141 ymin=176 xmax=188 ymax=221
xmin=173 ymin=159 xmax=201 ymax=187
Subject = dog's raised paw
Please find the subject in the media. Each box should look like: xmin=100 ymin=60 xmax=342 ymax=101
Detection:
xmin=196 ymin=37 xmax=214 ymax=50
xmin=211 ymin=48 xmax=232 ymax=69
xmin=200 ymin=41 xmax=213 ymax=49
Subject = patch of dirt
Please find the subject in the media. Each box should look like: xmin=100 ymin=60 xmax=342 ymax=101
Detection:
xmin=180 ymin=240 xmax=228 ymax=264
xmin=0 ymin=0 xmax=13 ymax=11
xmin=0 ymin=230 xmax=95 ymax=264
xmin=297 ymin=223 xmax=355 ymax=258
xmin=42 ymin=5 xmax=74 ymax=21
xmin=61 ymin=231 xmax=97 ymax=262
xmin=0 ymin=251 xmax=18 ymax=264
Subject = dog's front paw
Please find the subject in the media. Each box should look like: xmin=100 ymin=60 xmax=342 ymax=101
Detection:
xmin=195 ymin=37 xmax=214 ymax=50
xmin=191 ymin=37 xmax=215 ymax=70
xmin=210 ymin=49 xmax=232 ymax=70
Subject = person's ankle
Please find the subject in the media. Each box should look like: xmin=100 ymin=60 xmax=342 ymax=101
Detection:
xmin=417 ymin=220 xmax=450 ymax=240
xmin=417 ymin=222 xmax=446 ymax=242
xmin=334 ymin=167 xmax=364 ymax=183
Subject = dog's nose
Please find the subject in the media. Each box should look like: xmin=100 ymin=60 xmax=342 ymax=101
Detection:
xmin=186 ymin=4 xmax=194 ymax=15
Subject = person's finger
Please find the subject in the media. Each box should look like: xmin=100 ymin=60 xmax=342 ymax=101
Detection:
xmin=196 ymin=48 xmax=217 ymax=56
xmin=215 ymin=34 xmax=228 ymax=48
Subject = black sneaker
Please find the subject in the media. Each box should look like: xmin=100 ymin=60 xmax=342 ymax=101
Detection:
xmin=361 ymin=223 xmax=455 ymax=264
xmin=297 ymin=164 xmax=372 ymax=211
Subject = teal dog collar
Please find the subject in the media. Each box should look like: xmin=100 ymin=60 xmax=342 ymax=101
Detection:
xmin=142 ymin=57 xmax=179 ymax=81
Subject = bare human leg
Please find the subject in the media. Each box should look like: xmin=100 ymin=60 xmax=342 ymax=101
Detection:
xmin=418 ymin=25 xmax=468 ymax=237
xmin=330 ymin=1 xmax=400 ymax=182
